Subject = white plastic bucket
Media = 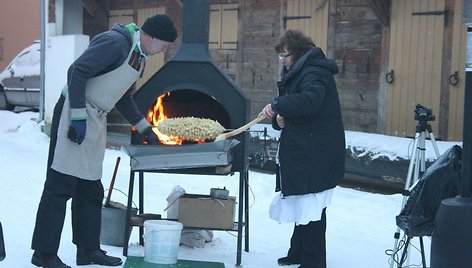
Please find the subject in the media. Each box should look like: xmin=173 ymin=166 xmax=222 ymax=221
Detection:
xmin=144 ymin=220 xmax=183 ymax=264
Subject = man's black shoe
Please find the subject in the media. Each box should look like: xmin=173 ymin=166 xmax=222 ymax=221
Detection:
xmin=31 ymin=251 xmax=71 ymax=268
xmin=278 ymin=256 xmax=301 ymax=266
xmin=76 ymin=248 xmax=122 ymax=266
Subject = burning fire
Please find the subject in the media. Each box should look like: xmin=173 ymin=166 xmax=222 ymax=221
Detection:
xmin=146 ymin=92 xmax=184 ymax=145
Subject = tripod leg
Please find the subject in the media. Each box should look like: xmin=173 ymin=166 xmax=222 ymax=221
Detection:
xmin=419 ymin=237 xmax=427 ymax=268
xmin=417 ymin=131 xmax=427 ymax=175
xmin=428 ymin=131 xmax=441 ymax=158
xmin=398 ymin=236 xmax=412 ymax=268
xmin=405 ymin=132 xmax=421 ymax=189
xmin=390 ymin=228 xmax=402 ymax=268
xmin=390 ymin=134 xmax=421 ymax=268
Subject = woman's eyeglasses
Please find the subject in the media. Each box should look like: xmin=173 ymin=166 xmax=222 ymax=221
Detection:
xmin=278 ymin=52 xmax=292 ymax=61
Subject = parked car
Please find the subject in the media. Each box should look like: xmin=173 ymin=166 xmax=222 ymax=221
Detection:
xmin=0 ymin=41 xmax=40 ymax=110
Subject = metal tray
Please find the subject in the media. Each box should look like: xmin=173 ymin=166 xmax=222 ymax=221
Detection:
xmin=121 ymin=139 xmax=240 ymax=171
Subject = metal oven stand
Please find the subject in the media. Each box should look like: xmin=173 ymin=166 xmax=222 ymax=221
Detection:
xmin=122 ymin=169 xmax=250 ymax=266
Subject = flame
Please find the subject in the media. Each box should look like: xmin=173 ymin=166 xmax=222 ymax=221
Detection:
xmin=146 ymin=92 xmax=208 ymax=145
xmin=146 ymin=92 xmax=184 ymax=145
xmin=147 ymin=92 xmax=182 ymax=145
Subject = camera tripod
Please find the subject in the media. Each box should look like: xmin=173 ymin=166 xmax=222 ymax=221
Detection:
xmin=389 ymin=113 xmax=440 ymax=268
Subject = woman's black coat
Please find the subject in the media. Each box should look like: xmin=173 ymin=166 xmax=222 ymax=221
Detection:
xmin=271 ymin=47 xmax=345 ymax=196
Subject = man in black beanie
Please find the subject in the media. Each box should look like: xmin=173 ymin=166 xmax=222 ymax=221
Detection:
xmin=30 ymin=14 xmax=176 ymax=268
xmin=141 ymin=14 xmax=177 ymax=42
xmin=139 ymin=14 xmax=178 ymax=55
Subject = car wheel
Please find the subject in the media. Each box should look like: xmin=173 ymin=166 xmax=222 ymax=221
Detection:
xmin=0 ymin=90 xmax=14 ymax=111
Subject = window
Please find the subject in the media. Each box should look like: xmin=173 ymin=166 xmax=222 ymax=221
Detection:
xmin=209 ymin=3 xmax=239 ymax=49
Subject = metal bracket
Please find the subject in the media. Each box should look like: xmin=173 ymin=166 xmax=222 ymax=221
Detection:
xmin=283 ymin=15 xmax=311 ymax=29
xmin=449 ymin=71 xmax=459 ymax=86
xmin=412 ymin=9 xmax=449 ymax=27
xmin=386 ymin=69 xmax=395 ymax=84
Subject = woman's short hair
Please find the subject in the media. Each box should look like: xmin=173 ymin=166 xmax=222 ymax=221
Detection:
xmin=275 ymin=29 xmax=316 ymax=60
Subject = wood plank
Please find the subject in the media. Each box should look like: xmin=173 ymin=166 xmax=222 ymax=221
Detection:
xmin=447 ymin=0 xmax=466 ymax=141
xmin=367 ymin=0 xmax=391 ymax=27
xmin=109 ymin=9 xmax=134 ymax=27
xmin=428 ymin=0 xmax=444 ymax=136
xmin=386 ymin=0 xmax=398 ymax=134
xmin=221 ymin=3 xmax=238 ymax=49
xmin=386 ymin=0 xmax=447 ymax=138
xmin=136 ymin=7 xmax=165 ymax=90
xmin=209 ymin=4 xmax=222 ymax=49
xmin=396 ymin=0 xmax=411 ymax=137
xmin=286 ymin=0 xmax=329 ymax=53
xmin=80 ymin=0 xmax=108 ymax=29
xmin=408 ymin=0 xmax=422 ymax=136
xmin=337 ymin=0 xmax=370 ymax=7
xmin=336 ymin=6 xmax=377 ymax=21
xmin=335 ymin=20 xmax=381 ymax=36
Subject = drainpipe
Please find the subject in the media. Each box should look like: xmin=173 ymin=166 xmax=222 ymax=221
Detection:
xmin=430 ymin=19 xmax=472 ymax=268
xmin=39 ymin=0 xmax=46 ymax=120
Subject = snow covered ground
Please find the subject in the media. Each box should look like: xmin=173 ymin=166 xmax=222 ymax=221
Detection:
xmin=0 ymin=110 xmax=461 ymax=267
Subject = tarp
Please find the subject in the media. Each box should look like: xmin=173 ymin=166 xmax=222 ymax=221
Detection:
xmin=396 ymin=145 xmax=462 ymax=237
xmin=124 ymin=256 xmax=225 ymax=268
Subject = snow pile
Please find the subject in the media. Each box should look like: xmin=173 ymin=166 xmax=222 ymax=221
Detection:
xmin=251 ymin=124 xmax=461 ymax=162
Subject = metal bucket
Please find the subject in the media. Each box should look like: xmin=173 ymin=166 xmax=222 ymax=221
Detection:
xmin=100 ymin=206 xmax=138 ymax=247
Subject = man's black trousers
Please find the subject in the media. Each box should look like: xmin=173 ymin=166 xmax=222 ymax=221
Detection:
xmin=31 ymin=95 xmax=104 ymax=254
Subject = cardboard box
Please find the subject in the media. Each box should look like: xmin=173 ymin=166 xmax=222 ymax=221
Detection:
xmin=178 ymin=194 xmax=236 ymax=229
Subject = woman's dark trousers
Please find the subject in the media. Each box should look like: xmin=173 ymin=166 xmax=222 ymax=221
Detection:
xmin=287 ymin=208 xmax=327 ymax=268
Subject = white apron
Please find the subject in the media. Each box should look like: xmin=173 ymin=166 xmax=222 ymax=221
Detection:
xmin=52 ymin=31 xmax=144 ymax=181
xmin=270 ymin=142 xmax=334 ymax=225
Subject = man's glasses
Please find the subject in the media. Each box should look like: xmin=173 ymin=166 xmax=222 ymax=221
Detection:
xmin=279 ymin=52 xmax=292 ymax=61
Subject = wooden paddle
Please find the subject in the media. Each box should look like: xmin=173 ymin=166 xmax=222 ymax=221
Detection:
xmin=214 ymin=114 xmax=265 ymax=141
xmin=103 ymin=157 xmax=121 ymax=208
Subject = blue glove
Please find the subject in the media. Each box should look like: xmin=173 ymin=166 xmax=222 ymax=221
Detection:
xmin=142 ymin=127 xmax=159 ymax=145
xmin=68 ymin=119 xmax=87 ymax=145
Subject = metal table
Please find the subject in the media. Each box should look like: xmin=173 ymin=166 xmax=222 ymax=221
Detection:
xmin=121 ymin=140 xmax=249 ymax=266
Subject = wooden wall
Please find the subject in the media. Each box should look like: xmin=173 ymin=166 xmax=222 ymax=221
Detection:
xmin=84 ymin=0 xmax=382 ymax=132
xmin=333 ymin=0 xmax=382 ymax=133
xmin=385 ymin=0 xmax=466 ymax=140
xmin=234 ymin=0 xmax=383 ymax=131
xmin=236 ymin=0 xmax=281 ymax=121
xmin=81 ymin=0 xmax=465 ymax=140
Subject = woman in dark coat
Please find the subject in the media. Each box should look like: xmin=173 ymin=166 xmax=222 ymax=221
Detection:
xmin=260 ymin=29 xmax=345 ymax=268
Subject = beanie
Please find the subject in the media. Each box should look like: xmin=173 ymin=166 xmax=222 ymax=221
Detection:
xmin=141 ymin=14 xmax=177 ymax=42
